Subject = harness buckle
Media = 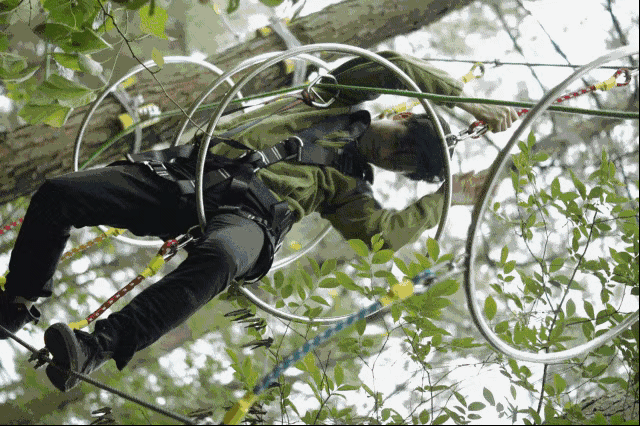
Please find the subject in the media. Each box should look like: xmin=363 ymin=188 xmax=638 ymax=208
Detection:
xmin=140 ymin=160 xmax=172 ymax=179
xmin=286 ymin=136 xmax=304 ymax=162
xmin=239 ymin=150 xmax=268 ymax=171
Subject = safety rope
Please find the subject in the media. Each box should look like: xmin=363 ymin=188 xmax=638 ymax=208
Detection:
xmin=80 ymin=65 xmax=638 ymax=169
xmin=223 ymin=278 xmax=419 ymax=424
xmin=378 ymin=62 xmax=485 ymax=119
xmin=421 ymin=57 xmax=631 ymax=70
xmin=0 ymin=323 xmax=195 ymax=424
xmin=315 ymin=68 xmax=637 ymax=122
xmin=0 ymin=218 xmax=23 ymax=236
xmin=462 ymin=67 xmax=634 ymax=137
xmin=68 ymin=232 xmax=194 ymax=330
xmin=1 ymin=226 xmax=127 ymax=291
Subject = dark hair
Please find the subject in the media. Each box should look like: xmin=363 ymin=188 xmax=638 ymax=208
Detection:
xmin=403 ymin=113 xmax=454 ymax=183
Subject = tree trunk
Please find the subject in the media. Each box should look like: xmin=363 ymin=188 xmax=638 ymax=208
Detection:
xmin=0 ymin=0 xmax=473 ymax=205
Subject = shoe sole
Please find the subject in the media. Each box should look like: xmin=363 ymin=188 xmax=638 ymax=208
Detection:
xmin=44 ymin=323 xmax=81 ymax=392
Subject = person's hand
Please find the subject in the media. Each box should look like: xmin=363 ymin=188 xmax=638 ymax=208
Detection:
xmin=458 ymin=102 xmax=519 ymax=132
xmin=450 ymin=169 xmax=490 ymax=205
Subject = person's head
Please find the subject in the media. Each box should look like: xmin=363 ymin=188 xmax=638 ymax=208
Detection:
xmin=358 ymin=112 xmax=452 ymax=183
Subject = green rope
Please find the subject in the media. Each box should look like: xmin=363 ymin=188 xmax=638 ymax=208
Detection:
xmin=81 ymin=80 xmax=637 ymax=169
xmin=317 ymin=83 xmax=639 ymax=120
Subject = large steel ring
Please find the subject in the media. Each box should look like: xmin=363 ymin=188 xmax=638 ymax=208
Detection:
xmin=171 ymin=51 xmax=335 ymax=273
xmin=464 ymin=44 xmax=639 ymax=363
xmin=194 ymin=44 xmax=452 ymax=324
xmin=74 ymin=56 xmax=240 ymax=248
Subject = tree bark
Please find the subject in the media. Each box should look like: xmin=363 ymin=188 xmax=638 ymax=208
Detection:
xmin=0 ymin=0 xmax=474 ymax=205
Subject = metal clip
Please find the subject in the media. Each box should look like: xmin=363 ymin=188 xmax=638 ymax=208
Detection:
xmin=287 ymin=136 xmax=304 ymax=161
xmin=302 ymin=74 xmax=340 ymax=108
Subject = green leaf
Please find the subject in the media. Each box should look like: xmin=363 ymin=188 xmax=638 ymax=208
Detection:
xmin=484 ymin=296 xmax=497 ymax=320
xmin=296 ymin=283 xmax=306 ymax=300
xmin=533 ymin=152 xmax=549 ymax=163
xmin=281 ymin=284 xmax=293 ymax=298
xmin=310 ymin=295 xmax=330 ymax=306
xmin=335 ymin=272 xmax=359 ymax=291
xmin=33 ymin=23 xmax=74 ymax=43
xmin=43 ymin=0 xmax=98 ymax=29
xmin=52 ymin=53 xmax=82 ymax=71
xmin=433 ymin=414 xmax=450 ymax=425
xmin=274 ymin=270 xmax=284 ymax=288
xmin=391 ymin=304 xmax=402 ymax=322
xmin=427 ymin=237 xmax=440 ymax=260
xmin=566 ymin=299 xmax=576 ymax=317
xmin=500 ymin=245 xmax=509 ymax=264
xmin=319 ymin=278 xmax=339 ymax=288
xmin=259 ymin=0 xmax=285 ymax=6
xmin=553 ymin=374 xmax=566 ymax=393
xmin=334 ymin=364 xmax=344 ymax=386
xmin=504 ymin=260 xmax=516 ymax=274
xmin=18 ymin=103 xmax=71 ymax=127
xmin=551 ymin=177 xmax=561 ymax=198
xmin=427 ymin=279 xmax=459 ymax=297
xmin=584 ymin=301 xmax=594 ymax=319
xmin=139 ymin=4 xmax=168 ymax=39
xmin=309 ymin=257 xmax=321 ymax=277
xmin=372 ymin=249 xmax=394 ymax=264
xmin=550 ymin=258 xmax=564 ymax=273
xmin=0 ymin=0 xmax=22 ymax=13
xmin=37 ymin=74 xmax=95 ymax=107
xmin=570 ymin=169 xmax=587 ymax=199
xmin=65 ymin=28 xmax=112 ymax=53
xmin=355 ymin=319 xmax=366 ymax=336
xmin=0 ymin=62 xmax=39 ymax=83
xmin=469 ymin=402 xmax=486 ymax=411
xmin=393 ymin=257 xmax=410 ymax=275
xmin=301 ymin=270 xmax=314 ymax=290
xmin=483 ymin=388 xmax=495 ymax=406
xmin=348 ymin=239 xmax=369 ymax=257
xmin=151 ymin=47 xmax=164 ymax=69
xmin=320 ymin=259 xmax=336 ymax=276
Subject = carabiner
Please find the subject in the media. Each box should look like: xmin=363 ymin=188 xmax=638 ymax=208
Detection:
xmin=461 ymin=62 xmax=485 ymax=83
xmin=302 ymin=74 xmax=340 ymax=108
xmin=614 ymin=68 xmax=632 ymax=87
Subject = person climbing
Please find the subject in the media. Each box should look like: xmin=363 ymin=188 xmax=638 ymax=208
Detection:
xmin=0 ymin=50 xmax=518 ymax=392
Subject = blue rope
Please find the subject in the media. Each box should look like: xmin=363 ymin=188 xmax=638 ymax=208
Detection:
xmin=253 ymin=300 xmax=384 ymax=395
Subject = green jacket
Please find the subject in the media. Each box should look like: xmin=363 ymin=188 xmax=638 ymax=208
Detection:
xmin=210 ymin=51 xmax=463 ymax=251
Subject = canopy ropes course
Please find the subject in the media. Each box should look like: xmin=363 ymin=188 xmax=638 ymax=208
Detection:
xmin=1 ymin=43 xmax=639 ymax=424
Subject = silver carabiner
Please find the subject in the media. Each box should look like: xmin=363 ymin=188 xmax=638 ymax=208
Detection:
xmin=302 ymin=74 xmax=340 ymax=108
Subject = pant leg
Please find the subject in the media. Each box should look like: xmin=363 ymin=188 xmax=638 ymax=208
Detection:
xmin=5 ymin=164 xmax=192 ymax=301
xmin=92 ymin=212 xmax=266 ymax=370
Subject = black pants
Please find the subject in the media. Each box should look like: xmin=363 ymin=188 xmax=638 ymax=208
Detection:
xmin=4 ymin=164 xmax=266 ymax=369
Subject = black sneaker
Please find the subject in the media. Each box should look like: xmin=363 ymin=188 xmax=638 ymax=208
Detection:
xmin=44 ymin=323 xmax=113 ymax=392
xmin=0 ymin=290 xmax=41 ymax=339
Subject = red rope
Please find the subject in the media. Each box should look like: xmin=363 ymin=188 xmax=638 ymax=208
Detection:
xmin=468 ymin=68 xmax=632 ymax=138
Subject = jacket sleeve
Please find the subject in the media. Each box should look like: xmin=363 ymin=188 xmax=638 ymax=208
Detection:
xmin=320 ymin=182 xmax=445 ymax=251
xmin=330 ymin=51 xmax=464 ymax=107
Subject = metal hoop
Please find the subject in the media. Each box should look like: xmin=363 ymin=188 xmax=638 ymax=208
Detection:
xmin=464 ymin=45 xmax=639 ymax=363
xmin=195 ymin=44 xmax=452 ymax=325
xmin=170 ymin=51 xmax=335 ymax=274
xmin=74 ymin=56 xmax=239 ymax=248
